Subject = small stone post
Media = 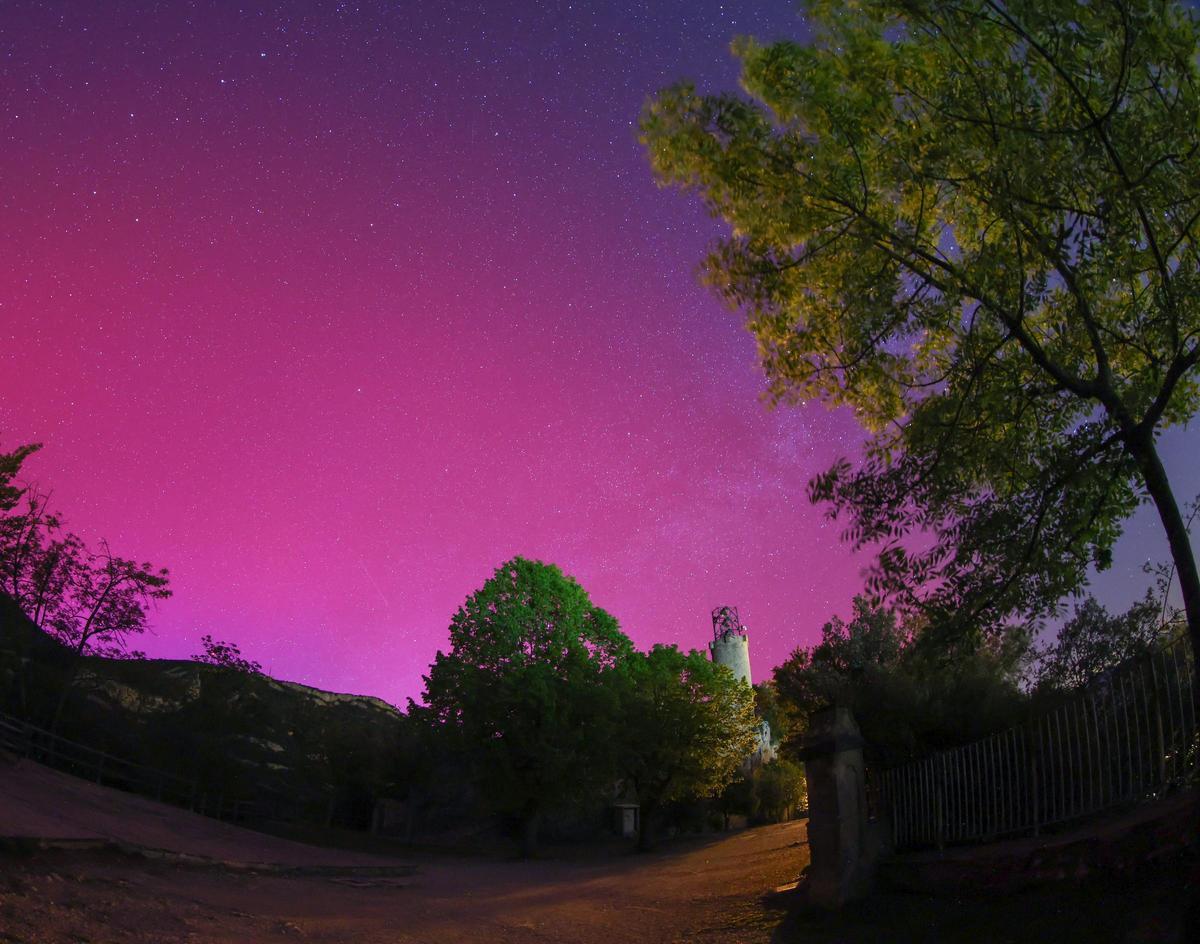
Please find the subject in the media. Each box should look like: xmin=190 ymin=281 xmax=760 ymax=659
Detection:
xmin=801 ymin=706 xmax=870 ymax=907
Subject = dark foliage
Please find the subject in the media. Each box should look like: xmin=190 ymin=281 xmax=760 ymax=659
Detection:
xmin=1035 ymin=593 xmax=1174 ymax=693
xmin=192 ymin=634 xmax=263 ymax=675
xmin=773 ymin=597 xmax=1030 ymax=765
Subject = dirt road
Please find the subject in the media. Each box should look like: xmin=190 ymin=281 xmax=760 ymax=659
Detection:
xmin=0 ymin=753 xmax=808 ymax=942
xmin=0 ymin=822 xmax=807 ymax=943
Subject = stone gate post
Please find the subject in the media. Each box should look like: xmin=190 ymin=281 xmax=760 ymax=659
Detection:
xmin=801 ymin=705 xmax=873 ymax=907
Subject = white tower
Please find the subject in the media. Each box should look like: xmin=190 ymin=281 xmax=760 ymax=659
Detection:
xmin=709 ymin=605 xmax=752 ymax=686
xmin=709 ymin=604 xmax=776 ymax=767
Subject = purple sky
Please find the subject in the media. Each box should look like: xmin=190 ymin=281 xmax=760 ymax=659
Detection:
xmin=2 ymin=1 xmax=1196 ymax=705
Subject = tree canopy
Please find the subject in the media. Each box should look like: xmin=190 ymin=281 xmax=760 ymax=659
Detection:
xmin=0 ymin=441 xmax=171 ymax=661
xmin=641 ymin=0 xmax=1200 ymax=656
xmin=750 ymin=758 xmax=807 ymax=824
xmin=418 ymin=556 xmax=632 ymax=854
xmin=0 ymin=442 xmax=40 ymax=515
xmin=617 ymin=643 xmax=758 ymax=848
xmin=1035 ymin=593 xmax=1170 ymax=692
xmin=773 ymin=597 xmax=1029 ymax=763
xmin=192 ymin=634 xmax=263 ymax=675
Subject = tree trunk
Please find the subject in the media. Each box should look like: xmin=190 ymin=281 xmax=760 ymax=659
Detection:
xmin=1124 ymin=432 xmax=1200 ymax=892
xmin=636 ymin=802 xmax=657 ymax=852
xmin=49 ymin=657 xmax=82 ymax=736
xmin=1127 ymin=434 xmax=1200 ymax=720
xmin=519 ymin=807 xmax=541 ymax=859
xmin=404 ymin=786 xmax=420 ymax=843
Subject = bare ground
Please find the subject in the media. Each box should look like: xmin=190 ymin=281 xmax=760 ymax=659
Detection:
xmin=0 ymin=822 xmax=807 ymax=943
xmin=0 ymin=756 xmax=807 ymax=942
xmin=3 ymin=757 xmax=1195 ymax=943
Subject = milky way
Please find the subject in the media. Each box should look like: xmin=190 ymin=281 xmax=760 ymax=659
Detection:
xmin=2 ymin=1 xmax=1195 ymax=704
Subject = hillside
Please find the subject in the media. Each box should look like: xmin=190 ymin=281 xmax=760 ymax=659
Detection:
xmin=0 ymin=751 xmax=410 ymax=870
xmin=0 ymin=593 xmax=412 ymax=827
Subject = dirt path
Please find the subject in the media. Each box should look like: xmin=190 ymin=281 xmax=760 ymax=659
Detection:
xmin=0 ymin=754 xmax=808 ymax=942
xmin=0 ymin=821 xmax=808 ymax=943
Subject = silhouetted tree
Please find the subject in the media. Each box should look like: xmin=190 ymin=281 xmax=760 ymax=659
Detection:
xmin=45 ymin=542 xmax=171 ymax=730
xmin=0 ymin=440 xmax=170 ymax=666
xmin=0 ymin=451 xmax=65 ymax=613
xmin=1 ymin=438 xmax=172 ymax=728
xmin=0 ymin=441 xmax=40 ymax=514
xmin=192 ymin=634 xmax=263 ymax=674
xmin=1036 ymin=594 xmax=1169 ymax=692
xmin=774 ymin=598 xmax=1029 ymax=763
xmin=40 ymin=541 xmax=170 ymax=661
xmin=773 ymin=598 xmax=909 ymax=736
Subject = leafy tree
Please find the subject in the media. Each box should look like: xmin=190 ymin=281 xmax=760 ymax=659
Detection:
xmin=43 ymin=542 xmax=171 ymax=730
xmin=1036 ymin=593 xmax=1168 ymax=692
xmin=192 ymin=634 xmax=263 ymax=675
xmin=40 ymin=541 xmax=171 ymax=660
xmin=774 ymin=597 xmax=1029 ymax=764
xmin=1 ymin=439 xmax=172 ymax=728
xmin=418 ymin=557 xmax=632 ymax=855
xmin=773 ymin=597 xmax=909 ymax=737
xmin=0 ymin=440 xmax=170 ymax=663
xmin=0 ymin=441 xmax=40 ymax=514
xmin=715 ymin=772 xmax=754 ymax=829
xmin=0 ymin=453 xmax=68 ymax=617
xmin=751 ymin=759 xmax=807 ymax=823
xmin=617 ymin=643 xmax=758 ymax=849
xmin=3 ymin=503 xmax=86 ymax=638
xmin=751 ymin=679 xmax=789 ymax=746
xmin=642 ymin=0 xmax=1200 ymax=685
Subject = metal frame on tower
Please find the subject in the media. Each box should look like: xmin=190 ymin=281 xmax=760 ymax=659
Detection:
xmin=711 ymin=605 xmax=745 ymax=641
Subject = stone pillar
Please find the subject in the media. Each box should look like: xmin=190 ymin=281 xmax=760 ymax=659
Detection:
xmin=801 ymin=706 xmax=870 ymax=907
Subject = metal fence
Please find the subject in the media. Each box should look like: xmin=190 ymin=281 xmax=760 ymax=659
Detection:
xmin=879 ymin=632 xmax=1198 ymax=850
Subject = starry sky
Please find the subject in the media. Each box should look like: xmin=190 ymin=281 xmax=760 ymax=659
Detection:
xmin=1 ymin=0 xmax=1196 ymax=706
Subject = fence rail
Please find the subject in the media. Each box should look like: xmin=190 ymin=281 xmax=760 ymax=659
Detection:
xmin=0 ymin=710 xmax=263 ymax=823
xmin=0 ymin=710 xmax=197 ymax=805
xmin=879 ymin=632 xmax=1198 ymax=850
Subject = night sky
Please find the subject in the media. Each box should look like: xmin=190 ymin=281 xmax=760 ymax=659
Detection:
xmin=2 ymin=1 xmax=1196 ymax=705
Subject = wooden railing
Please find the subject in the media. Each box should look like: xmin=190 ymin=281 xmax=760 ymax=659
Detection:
xmin=0 ymin=710 xmax=262 ymax=823
xmin=878 ymin=632 xmax=1197 ymax=850
xmin=0 ymin=711 xmax=196 ymax=804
